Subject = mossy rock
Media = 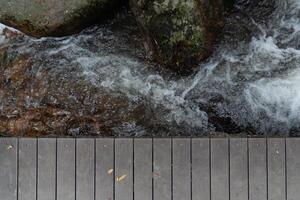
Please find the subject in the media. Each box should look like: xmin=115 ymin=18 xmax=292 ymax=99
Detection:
xmin=130 ymin=0 xmax=225 ymax=73
xmin=0 ymin=0 xmax=122 ymax=37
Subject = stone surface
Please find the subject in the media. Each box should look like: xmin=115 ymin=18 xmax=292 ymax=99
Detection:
xmin=129 ymin=0 xmax=225 ymax=73
xmin=0 ymin=30 xmax=146 ymax=137
xmin=0 ymin=0 xmax=121 ymax=37
xmin=0 ymin=55 xmax=147 ymax=137
xmin=0 ymin=20 xmax=169 ymax=137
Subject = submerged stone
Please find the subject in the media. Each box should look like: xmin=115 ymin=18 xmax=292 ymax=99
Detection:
xmin=130 ymin=0 xmax=225 ymax=73
xmin=0 ymin=0 xmax=121 ymax=37
xmin=0 ymin=49 xmax=148 ymax=137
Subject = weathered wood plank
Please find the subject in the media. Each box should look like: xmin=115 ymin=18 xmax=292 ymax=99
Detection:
xmin=268 ymin=138 xmax=285 ymax=200
xmin=287 ymin=138 xmax=300 ymax=200
xmin=173 ymin=138 xmax=191 ymax=200
xmin=211 ymin=138 xmax=229 ymax=200
xmin=1 ymin=137 xmax=299 ymax=200
xmin=37 ymin=138 xmax=56 ymax=200
xmin=153 ymin=138 xmax=171 ymax=200
xmin=0 ymin=138 xmax=17 ymax=200
xmin=115 ymin=139 xmax=133 ymax=200
xmin=19 ymin=138 xmax=37 ymax=200
xmin=95 ymin=138 xmax=114 ymax=200
xmin=192 ymin=138 xmax=210 ymax=200
xmin=134 ymin=139 xmax=152 ymax=200
xmin=230 ymin=138 xmax=248 ymax=200
xmin=76 ymin=139 xmax=94 ymax=200
xmin=57 ymin=138 xmax=75 ymax=200
xmin=249 ymin=138 xmax=267 ymax=200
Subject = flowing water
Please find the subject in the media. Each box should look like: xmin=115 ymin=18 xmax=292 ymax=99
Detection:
xmin=0 ymin=0 xmax=300 ymax=136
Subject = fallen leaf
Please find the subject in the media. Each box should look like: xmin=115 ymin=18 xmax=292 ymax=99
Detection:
xmin=116 ymin=174 xmax=127 ymax=182
xmin=107 ymin=169 xmax=114 ymax=175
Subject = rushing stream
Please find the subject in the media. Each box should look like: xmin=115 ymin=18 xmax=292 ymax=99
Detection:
xmin=0 ymin=0 xmax=300 ymax=136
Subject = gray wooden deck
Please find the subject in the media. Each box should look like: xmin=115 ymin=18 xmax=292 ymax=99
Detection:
xmin=0 ymin=138 xmax=299 ymax=200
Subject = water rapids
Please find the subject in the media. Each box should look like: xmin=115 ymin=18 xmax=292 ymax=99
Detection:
xmin=0 ymin=0 xmax=300 ymax=136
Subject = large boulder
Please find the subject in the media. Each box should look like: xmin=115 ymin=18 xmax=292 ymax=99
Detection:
xmin=0 ymin=0 xmax=121 ymax=37
xmin=130 ymin=0 xmax=225 ymax=73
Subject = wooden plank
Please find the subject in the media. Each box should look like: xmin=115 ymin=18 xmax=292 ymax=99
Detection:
xmin=211 ymin=138 xmax=229 ymax=200
xmin=192 ymin=138 xmax=210 ymax=200
xmin=76 ymin=138 xmax=95 ymax=200
xmin=134 ymin=139 xmax=152 ymax=200
xmin=230 ymin=138 xmax=248 ymax=200
xmin=249 ymin=138 xmax=267 ymax=200
xmin=95 ymin=138 xmax=114 ymax=200
xmin=57 ymin=138 xmax=75 ymax=200
xmin=115 ymin=139 xmax=133 ymax=200
xmin=19 ymin=138 xmax=37 ymax=200
xmin=173 ymin=138 xmax=191 ymax=200
xmin=268 ymin=138 xmax=285 ymax=200
xmin=153 ymin=138 xmax=171 ymax=200
xmin=287 ymin=138 xmax=300 ymax=200
xmin=0 ymin=138 xmax=17 ymax=200
xmin=37 ymin=138 xmax=56 ymax=200
xmin=1 ymin=137 xmax=297 ymax=200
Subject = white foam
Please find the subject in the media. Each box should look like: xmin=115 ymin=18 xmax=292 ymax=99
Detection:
xmin=0 ymin=23 xmax=6 ymax=44
xmin=0 ymin=23 xmax=5 ymax=33
xmin=181 ymin=62 xmax=218 ymax=99
xmin=291 ymin=0 xmax=300 ymax=8
xmin=245 ymin=68 xmax=300 ymax=124
xmin=96 ymin=61 xmax=209 ymax=127
xmin=47 ymin=43 xmax=76 ymax=55
xmin=0 ymin=23 xmax=23 ymax=44
xmin=251 ymin=36 xmax=284 ymax=59
xmin=248 ymin=34 xmax=300 ymax=73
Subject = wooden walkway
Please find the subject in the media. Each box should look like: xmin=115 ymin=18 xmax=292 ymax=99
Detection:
xmin=0 ymin=138 xmax=299 ymax=200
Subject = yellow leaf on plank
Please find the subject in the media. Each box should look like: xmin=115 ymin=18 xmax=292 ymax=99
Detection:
xmin=107 ymin=169 xmax=114 ymax=175
xmin=116 ymin=174 xmax=127 ymax=182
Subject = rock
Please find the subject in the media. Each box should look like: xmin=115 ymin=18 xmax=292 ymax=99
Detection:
xmin=0 ymin=16 xmax=155 ymax=137
xmin=0 ymin=47 xmax=151 ymax=137
xmin=129 ymin=0 xmax=225 ymax=73
xmin=219 ymin=0 xmax=279 ymax=46
xmin=0 ymin=13 xmax=217 ymax=137
xmin=0 ymin=0 xmax=121 ymax=37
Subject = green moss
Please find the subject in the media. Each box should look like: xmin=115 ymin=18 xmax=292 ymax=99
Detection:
xmin=143 ymin=0 xmax=205 ymax=65
xmin=131 ymin=0 xmax=224 ymax=72
xmin=169 ymin=31 xmax=185 ymax=45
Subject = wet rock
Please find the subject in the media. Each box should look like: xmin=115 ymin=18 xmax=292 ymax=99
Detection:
xmin=0 ymin=0 xmax=121 ymax=37
xmin=219 ymin=0 xmax=280 ymax=46
xmin=0 ymin=48 xmax=151 ymax=137
xmin=129 ymin=0 xmax=225 ymax=73
xmin=235 ymin=0 xmax=279 ymax=22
